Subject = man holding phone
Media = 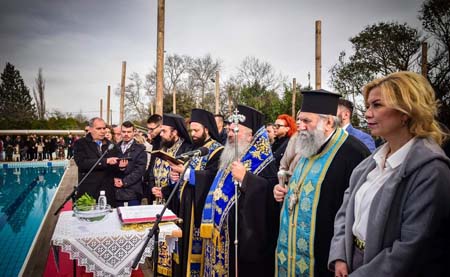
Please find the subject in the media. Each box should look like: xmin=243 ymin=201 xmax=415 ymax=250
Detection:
xmin=113 ymin=121 xmax=148 ymax=206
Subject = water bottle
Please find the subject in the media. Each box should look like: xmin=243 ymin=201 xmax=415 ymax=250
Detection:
xmin=98 ymin=190 xmax=107 ymax=209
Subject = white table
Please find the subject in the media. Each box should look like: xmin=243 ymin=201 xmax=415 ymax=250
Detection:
xmin=51 ymin=209 xmax=180 ymax=277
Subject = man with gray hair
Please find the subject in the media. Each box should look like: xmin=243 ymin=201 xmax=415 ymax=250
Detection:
xmin=273 ymin=90 xmax=370 ymax=276
xmin=74 ymin=117 xmax=119 ymax=207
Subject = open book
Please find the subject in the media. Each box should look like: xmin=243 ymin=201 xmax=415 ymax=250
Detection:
xmin=117 ymin=205 xmax=178 ymax=224
xmin=151 ymin=150 xmax=184 ymax=165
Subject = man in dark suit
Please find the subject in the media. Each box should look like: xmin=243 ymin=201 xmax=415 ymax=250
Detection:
xmin=73 ymin=117 xmax=119 ymax=207
xmin=113 ymin=121 xmax=148 ymax=206
xmin=337 ymin=99 xmax=376 ymax=152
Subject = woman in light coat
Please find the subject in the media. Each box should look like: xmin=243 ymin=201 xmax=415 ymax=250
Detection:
xmin=328 ymin=71 xmax=450 ymax=276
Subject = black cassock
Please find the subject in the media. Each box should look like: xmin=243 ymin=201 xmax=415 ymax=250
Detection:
xmin=174 ymin=140 xmax=223 ymax=276
xmin=227 ymin=160 xmax=279 ymax=277
xmin=149 ymin=140 xmax=192 ymax=214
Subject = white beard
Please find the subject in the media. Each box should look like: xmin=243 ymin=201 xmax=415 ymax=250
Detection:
xmin=219 ymin=138 xmax=250 ymax=170
xmin=295 ymin=120 xmax=327 ymax=158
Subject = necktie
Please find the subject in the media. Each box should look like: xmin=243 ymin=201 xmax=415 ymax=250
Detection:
xmin=96 ymin=141 xmax=102 ymax=154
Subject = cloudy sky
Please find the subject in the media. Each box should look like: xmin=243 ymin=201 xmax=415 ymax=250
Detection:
xmin=0 ymin=0 xmax=424 ymax=123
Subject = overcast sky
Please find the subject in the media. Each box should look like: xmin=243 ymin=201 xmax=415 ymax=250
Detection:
xmin=0 ymin=0 xmax=424 ymax=124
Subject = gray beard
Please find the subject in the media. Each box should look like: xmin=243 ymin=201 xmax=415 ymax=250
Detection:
xmin=295 ymin=122 xmax=327 ymax=158
xmin=219 ymin=139 xmax=250 ymax=170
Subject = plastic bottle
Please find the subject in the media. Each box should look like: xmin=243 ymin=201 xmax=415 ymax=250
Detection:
xmin=98 ymin=190 xmax=107 ymax=209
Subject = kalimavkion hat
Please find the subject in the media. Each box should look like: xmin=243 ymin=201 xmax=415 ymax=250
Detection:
xmin=236 ymin=105 xmax=264 ymax=134
xmin=300 ymin=89 xmax=341 ymax=115
xmin=190 ymin=109 xmax=220 ymax=142
xmin=162 ymin=113 xmax=192 ymax=144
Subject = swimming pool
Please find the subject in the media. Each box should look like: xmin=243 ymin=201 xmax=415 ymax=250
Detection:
xmin=0 ymin=162 xmax=68 ymax=277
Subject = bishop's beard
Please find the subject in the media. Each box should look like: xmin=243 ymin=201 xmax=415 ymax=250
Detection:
xmin=219 ymin=138 xmax=250 ymax=170
xmin=295 ymin=120 xmax=327 ymax=158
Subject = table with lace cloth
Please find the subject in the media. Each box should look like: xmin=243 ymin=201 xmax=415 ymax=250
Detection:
xmin=51 ymin=209 xmax=181 ymax=277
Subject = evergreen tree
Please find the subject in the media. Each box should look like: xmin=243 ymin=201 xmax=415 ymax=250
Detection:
xmin=0 ymin=62 xmax=36 ymax=128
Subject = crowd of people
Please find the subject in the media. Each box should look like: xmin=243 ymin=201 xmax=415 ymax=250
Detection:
xmin=0 ymin=134 xmax=77 ymax=162
xmin=27 ymin=71 xmax=450 ymax=276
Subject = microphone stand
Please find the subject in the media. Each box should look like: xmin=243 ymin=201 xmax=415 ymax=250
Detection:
xmin=228 ymin=108 xmax=246 ymax=277
xmin=132 ymin=155 xmax=194 ymax=275
xmin=53 ymin=144 xmax=113 ymax=216
xmin=53 ymin=143 xmax=114 ymax=277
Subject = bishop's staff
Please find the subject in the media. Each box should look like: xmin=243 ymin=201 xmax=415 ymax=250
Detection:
xmin=228 ymin=108 xmax=245 ymax=277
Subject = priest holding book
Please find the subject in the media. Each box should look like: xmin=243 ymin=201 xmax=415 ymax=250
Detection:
xmin=168 ymin=108 xmax=224 ymax=276
xmin=149 ymin=113 xmax=192 ymax=276
xmin=150 ymin=114 xmax=192 ymax=211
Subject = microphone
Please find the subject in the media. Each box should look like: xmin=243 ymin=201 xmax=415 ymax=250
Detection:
xmin=107 ymin=143 xmax=115 ymax=151
xmin=53 ymin=142 xmax=115 ymax=215
xmin=175 ymin=147 xmax=209 ymax=160
xmin=78 ymin=143 xmax=114 ymax=184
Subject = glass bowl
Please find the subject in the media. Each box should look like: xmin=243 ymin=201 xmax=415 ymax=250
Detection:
xmin=73 ymin=204 xmax=111 ymax=222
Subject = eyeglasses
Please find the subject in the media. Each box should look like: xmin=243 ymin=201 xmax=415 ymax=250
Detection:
xmin=148 ymin=125 xmax=160 ymax=132
xmin=273 ymin=124 xmax=286 ymax=129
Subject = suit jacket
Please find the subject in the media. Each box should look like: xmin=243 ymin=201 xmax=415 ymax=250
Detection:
xmin=114 ymin=140 xmax=148 ymax=201
xmin=73 ymin=133 xmax=117 ymax=206
xmin=328 ymin=138 xmax=450 ymax=276
xmin=346 ymin=125 xmax=376 ymax=152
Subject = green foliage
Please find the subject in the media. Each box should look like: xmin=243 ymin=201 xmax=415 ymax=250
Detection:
xmin=329 ymin=22 xmax=422 ymax=128
xmin=75 ymin=193 xmax=96 ymax=209
xmin=238 ymin=82 xmax=282 ymax=123
xmin=0 ymin=63 xmax=37 ymax=127
xmin=420 ymin=0 xmax=450 ymax=128
xmin=350 ymin=22 xmax=421 ymax=74
xmin=162 ymin=89 xmax=196 ymax=118
xmin=278 ymin=83 xmax=311 ymax=118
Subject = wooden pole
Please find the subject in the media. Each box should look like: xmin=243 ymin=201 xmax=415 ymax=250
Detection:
xmin=119 ymin=61 xmax=126 ymax=124
xmin=315 ymin=20 xmax=322 ymax=89
xmin=421 ymin=42 xmax=428 ymax=77
xmin=100 ymin=99 xmax=103 ymax=119
xmin=155 ymin=0 xmax=165 ymax=115
xmin=215 ymin=71 xmax=220 ymax=114
xmin=172 ymin=87 xmax=176 ymax=114
xmin=292 ymin=78 xmax=297 ymax=118
xmin=106 ymin=85 xmax=111 ymax=125
xmin=150 ymin=101 xmax=154 ymax=115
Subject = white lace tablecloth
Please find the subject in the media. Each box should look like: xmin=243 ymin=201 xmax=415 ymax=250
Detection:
xmin=51 ymin=209 xmax=180 ymax=277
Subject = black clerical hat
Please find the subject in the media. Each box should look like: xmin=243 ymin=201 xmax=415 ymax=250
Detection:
xmin=162 ymin=113 xmax=192 ymax=143
xmin=190 ymin=109 xmax=220 ymax=142
xmin=236 ymin=105 xmax=264 ymax=134
xmin=301 ymin=89 xmax=341 ymax=115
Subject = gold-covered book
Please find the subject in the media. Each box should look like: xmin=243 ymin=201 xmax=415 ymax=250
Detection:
xmin=151 ymin=150 xmax=184 ymax=165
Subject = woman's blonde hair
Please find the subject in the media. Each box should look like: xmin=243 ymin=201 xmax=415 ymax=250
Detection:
xmin=363 ymin=71 xmax=445 ymax=145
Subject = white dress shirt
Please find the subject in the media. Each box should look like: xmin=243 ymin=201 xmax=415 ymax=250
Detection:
xmin=352 ymin=137 xmax=415 ymax=241
xmin=121 ymin=139 xmax=134 ymax=154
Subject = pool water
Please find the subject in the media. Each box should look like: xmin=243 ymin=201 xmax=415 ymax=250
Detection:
xmin=0 ymin=165 xmax=67 ymax=277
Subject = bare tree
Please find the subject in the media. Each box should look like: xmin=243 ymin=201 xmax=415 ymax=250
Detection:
xmin=188 ymin=54 xmax=222 ymax=108
xmin=33 ymin=68 xmax=46 ymax=119
xmin=145 ymin=69 xmax=157 ymax=114
xmin=165 ymin=54 xmax=192 ymax=92
xmin=115 ymin=72 xmax=151 ymax=121
xmin=236 ymin=56 xmax=285 ymax=91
